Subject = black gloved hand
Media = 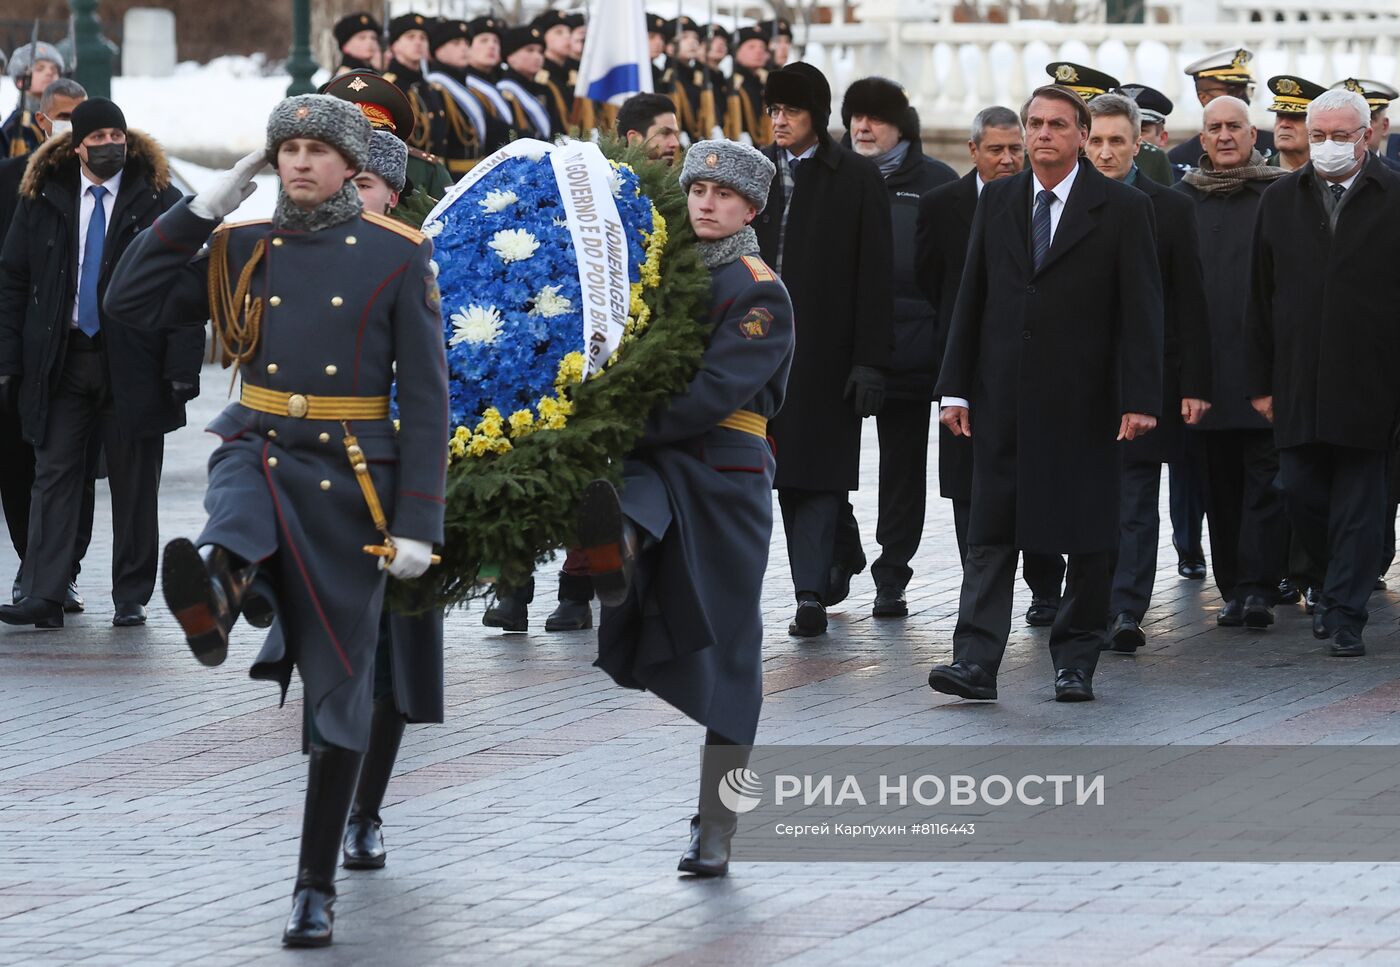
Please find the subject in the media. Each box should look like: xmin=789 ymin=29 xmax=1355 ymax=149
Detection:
xmin=0 ymin=375 xmax=17 ymax=416
xmin=844 ymin=365 xmax=886 ymax=418
xmin=167 ymin=380 xmax=199 ymax=405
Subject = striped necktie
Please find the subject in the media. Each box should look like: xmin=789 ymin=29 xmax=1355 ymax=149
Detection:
xmin=1031 ymin=189 xmax=1054 ymax=271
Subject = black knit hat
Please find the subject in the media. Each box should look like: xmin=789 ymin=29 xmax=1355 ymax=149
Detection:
xmin=334 ymin=12 xmax=382 ymax=49
xmin=71 ymin=97 xmax=126 ymax=145
xmin=764 ymin=63 xmax=832 ymax=131
xmin=386 ymin=12 xmax=430 ymax=46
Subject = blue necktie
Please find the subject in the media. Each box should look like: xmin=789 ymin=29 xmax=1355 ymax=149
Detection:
xmin=788 ymin=156 xmax=801 ymax=178
xmin=1330 ymin=183 xmax=1345 ymax=203
xmin=1031 ymin=189 xmax=1054 ymax=271
xmin=77 ymin=185 xmax=107 ymax=338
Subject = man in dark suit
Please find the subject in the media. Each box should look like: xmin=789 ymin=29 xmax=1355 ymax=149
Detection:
xmin=914 ymin=105 xmax=1066 ymax=624
xmin=843 ymin=77 xmax=956 ymax=618
xmin=927 ymin=84 xmax=1163 ymax=702
xmin=754 ymin=63 xmax=893 ymax=638
xmin=1086 ymin=93 xmax=1213 ymax=652
xmin=1246 ymin=87 xmax=1400 ymax=658
xmin=0 ymin=98 xmax=197 ymax=629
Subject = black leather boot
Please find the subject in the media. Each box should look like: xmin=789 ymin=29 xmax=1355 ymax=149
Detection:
xmin=544 ymin=573 xmax=594 ymax=631
xmin=483 ymin=578 xmax=533 ymax=633
xmin=678 ymin=739 xmax=749 ymax=877
xmin=283 ymin=743 xmax=363 ymax=947
xmin=577 ymin=480 xmax=639 ymax=608
xmin=161 ymin=539 xmax=257 ymax=666
xmin=343 ymin=702 xmax=405 ymax=870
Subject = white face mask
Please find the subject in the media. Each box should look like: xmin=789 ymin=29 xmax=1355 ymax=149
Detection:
xmin=1310 ymin=137 xmax=1360 ymax=177
xmin=48 ymin=119 xmax=72 ymax=141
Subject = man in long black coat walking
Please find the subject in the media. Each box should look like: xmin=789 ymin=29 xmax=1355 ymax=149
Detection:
xmin=0 ymin=99 xmax=198 ymax=629
xmin=928 ymin=85 xmax=1163 ymax=703
xmin=842 ymin=77 xmax=955 ymax=618
xmin=1085 ymin=93 xmax=1213 ymax=653
xmin=754 ymin=63 xmax=893 ymax=637
xmin=1246 ymin=87 xmax=1400 ymax=658
xmin=915 ymin=105 xmax=1068 ymax=624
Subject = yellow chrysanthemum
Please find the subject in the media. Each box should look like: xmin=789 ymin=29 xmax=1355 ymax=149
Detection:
xmin=508 ymin=409 xmax=536 ymax=437
xmin=555 ymin=352 xmax=585 ymax=392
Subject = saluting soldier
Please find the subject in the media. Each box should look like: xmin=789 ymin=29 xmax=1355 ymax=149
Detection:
xmin=726 ymin=25 xmax=772 ymax=145
xmin=331 ymin=12 xmax=383 ymax=76
xmin=104 ymin=95 xmax=448 ymax=947
xmin=578 ymin=140 xmax=792 ymax=878
xmin=320 ymin=69 xmax=453 ymax=206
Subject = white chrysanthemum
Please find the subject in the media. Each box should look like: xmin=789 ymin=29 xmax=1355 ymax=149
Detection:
xmin=428 ymin=258 xmax=439 ymax=278
xmin=479 ymin=189 xmax=519 ymax=213
xmin=608 ymin=170 xmax=623 ymax=197
xmin=489 ymin=228 xmax=540 ymax=263
xmin=529 ymin=284 xmax=573 ymax=318
xmin=449 ymin=304 xmax=503 ymax=346
xmin=422 ymin=220 xmax=443 ymax=238
xmin=552 ymin=216 xmax=569 ymax=228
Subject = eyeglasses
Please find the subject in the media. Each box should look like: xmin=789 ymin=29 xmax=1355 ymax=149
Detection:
xmin=1307 ymin=126 xmax=1366 ymax=145
xmin=766 ymin=105 xmax=807 ymax=119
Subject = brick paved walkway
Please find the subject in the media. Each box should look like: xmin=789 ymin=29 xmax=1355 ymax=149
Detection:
xmin=4 ymin=376 xmax=1400 ymax=966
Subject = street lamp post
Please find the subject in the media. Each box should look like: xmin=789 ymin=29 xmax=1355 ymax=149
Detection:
xmin=287 ymin=0 xmax=317 ymax=96
xmin=71 ymin=0 xmax=113 ymax=99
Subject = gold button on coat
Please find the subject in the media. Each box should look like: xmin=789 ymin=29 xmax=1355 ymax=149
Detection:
xmin=331 ymin=296 xmax=343 ymax=307
xmin=346 ymin=236 xmax=357 ymax=245
xmin=266 ymin=363 xmax=278 ymax=374
xmin=267 ymin=429 xmax=277 ymax=439
xmin=267 ymin=457 xmax=279 ymax=468
xmin=320 ymin=480 xmax=331 ymax=490
xmin=269 ymin=296 xmax=281 ymax=306
xmin=319 ymin=432 xmax=331 ymax=443
xmin=325 ymin=364 xmax=338 ymax=376
xmin=271 ymin=237 xmax=283 ymax=247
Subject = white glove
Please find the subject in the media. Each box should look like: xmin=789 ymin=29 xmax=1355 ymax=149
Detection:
xmin=189 ymin=148 xmax=267 ymax=221
xmin=383 ymin=536 xmax=434 ymax=580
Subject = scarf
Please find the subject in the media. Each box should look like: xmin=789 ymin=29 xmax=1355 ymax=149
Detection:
xmin=272 ymin=180 xmax=363 ymax=233
xmin=697 ymin=225 xmax=759 ymax=269
xmin=871 ymin=139 xmax=911 ymax=178
xmin=1181 ymin=149 xmax=1288 ymax=194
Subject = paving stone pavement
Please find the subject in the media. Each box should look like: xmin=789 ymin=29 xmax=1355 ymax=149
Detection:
xmin=5 ymin=376 xmax=1400 ymax=967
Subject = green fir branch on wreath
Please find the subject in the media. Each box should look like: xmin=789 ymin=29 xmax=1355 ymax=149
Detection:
xmin=388 ymin=136 xmax=711 ymax=614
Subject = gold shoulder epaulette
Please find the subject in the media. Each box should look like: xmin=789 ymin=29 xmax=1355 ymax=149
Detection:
xmin=740 ymin=254 xmax=776 ymax=283
xmin=362 ymin=210 xmax=426 ymax=244
xmin=408 ymin=146 xmax=440 ymax=164
xmin=214 ymin=217 xmax=272 ymax=235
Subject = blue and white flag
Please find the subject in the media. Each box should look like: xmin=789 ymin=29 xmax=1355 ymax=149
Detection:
xmin=573 ymin=0 xmax=653 ymax=105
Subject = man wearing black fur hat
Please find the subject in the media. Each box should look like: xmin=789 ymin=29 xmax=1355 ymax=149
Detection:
xmin=0 ymin=97 xmax=197 ymax=630
xmin=332 ymin=12 xmax=383 ymax=76
xmin=754 ymin=62 xmax=894 ymax=637
xmin=843 ymin=77 xmax=956 ymax=618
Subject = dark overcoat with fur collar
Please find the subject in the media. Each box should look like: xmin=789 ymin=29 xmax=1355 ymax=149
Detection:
xmin=0 ymin=130 xmax=199 ymax=446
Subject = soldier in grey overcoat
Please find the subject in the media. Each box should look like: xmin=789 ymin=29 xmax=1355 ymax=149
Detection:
xmin=579 ymin=140 xmax=793 ymax=879
xmin=104 ymin=95 xmax=448 ymax=947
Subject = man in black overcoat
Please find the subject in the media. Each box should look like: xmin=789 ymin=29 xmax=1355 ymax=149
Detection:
xmin=0 ymin=99 xmax=198 ymax=630
xmin=1246 ymin=87 xmax=1400 ymax=658
xmin=1086 ymin=93 xmax=1213 ymax=652
xmin=928 ymin=85 xmax=1163 ymax=703
xmin=1176 ymin=96 xmax=1290 ymax=630
xmin=754 ymin=63 xmax=893 ymax=637
xmin=842 ymin=77 xmax=955 ymax=618
xmin=915 ymin=105 xmax=1069 ymax=624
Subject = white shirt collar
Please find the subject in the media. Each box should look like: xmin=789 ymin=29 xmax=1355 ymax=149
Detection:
xmin=80 ymin=166 xmax=122 ymax=200
xmin=975 ymin=173 xmax=986 ymax=197
xmin=784 ymin=142 xmax=818 ymax=166
xmin=1031 ymin=161 xmax=1078 ymax=206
